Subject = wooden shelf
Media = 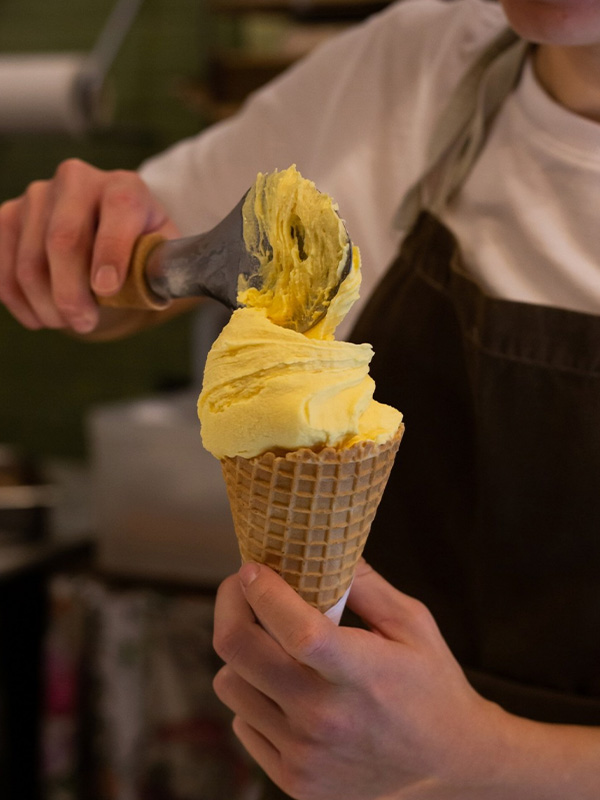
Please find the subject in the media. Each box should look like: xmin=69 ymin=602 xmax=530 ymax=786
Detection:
xmin=210 ymin=0 xmax=389 ymax=19
xmin=197 ymin=0 xmax=390 ymax=120
xmin=178 ymin=51 xmax=294 ymax=120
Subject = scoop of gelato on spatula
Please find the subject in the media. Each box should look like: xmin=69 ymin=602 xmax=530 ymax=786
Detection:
xmin=238 ymin=164 xmax=354 ymax=334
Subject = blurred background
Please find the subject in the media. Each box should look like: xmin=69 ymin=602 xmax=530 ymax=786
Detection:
xmin=0 ymin=0 xmax=389 ymax=797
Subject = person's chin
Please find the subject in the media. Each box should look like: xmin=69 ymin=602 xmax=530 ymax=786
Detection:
xmin=500 ymin=0 xmax=600 ymax=46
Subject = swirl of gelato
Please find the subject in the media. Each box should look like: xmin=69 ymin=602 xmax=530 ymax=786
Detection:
xmin=197 ymin=306 xmax=401 ymax=459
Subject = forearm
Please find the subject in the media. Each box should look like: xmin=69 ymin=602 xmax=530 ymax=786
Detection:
xmin=427 ymin=705 xmax=600 ymax=800
xmin=491 ymin=711 xmax=600 ymax=800
xmin=383 ymin=709 xmax=600 ymax=800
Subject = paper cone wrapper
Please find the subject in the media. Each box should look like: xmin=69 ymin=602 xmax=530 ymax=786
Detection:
xmin=221 ymin=425 xmax=404 ymax=618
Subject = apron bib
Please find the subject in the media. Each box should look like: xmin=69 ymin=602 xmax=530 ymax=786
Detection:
xmin=351 ymin=33 xmax=600 ymax=725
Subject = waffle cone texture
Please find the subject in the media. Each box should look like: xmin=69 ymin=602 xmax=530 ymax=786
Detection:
xmin=221 ymin=425 xmax=404 ymax=613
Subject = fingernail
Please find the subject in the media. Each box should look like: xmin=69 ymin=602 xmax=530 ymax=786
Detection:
xmin=93 ymin=264 xmax=120 ymax=294
xmin=72 ymin=313 xmax=97 ymax=334
xmin=239 ymin=563 xmax=260 ymax=589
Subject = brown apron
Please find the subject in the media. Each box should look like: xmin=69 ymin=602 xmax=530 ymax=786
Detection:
xmin=259 ymin=26 xmax=600 ymax=800
xmin=351 ymin=33 xmax=600 ymax=725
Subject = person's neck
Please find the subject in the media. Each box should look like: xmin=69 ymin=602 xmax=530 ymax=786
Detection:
xmin=535 ymin=45 xmax=600 ymax=122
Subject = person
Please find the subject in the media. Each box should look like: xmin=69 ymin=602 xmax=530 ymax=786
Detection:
xmin=1 ymin=0 xmax=600 ymax=796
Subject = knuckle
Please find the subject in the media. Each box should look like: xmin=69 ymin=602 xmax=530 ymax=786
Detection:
xmin=111 ymin=168 xmax=140 ymax=183
xmin=52 ymin=289 xmax=86 ymax=318
xmin=405 ymin=596 xmax=438 ymax=639
xmin=16 ymin=251 xmax=45 ymax=284
xmin=212 ymin=666 xmax=232 ymax=701
xmin=409 ymin=596 xmax=435 ymax=627
xmin=213 ymin=625 xmax=245 ymax=665
xmin=95 ymin=231 xmax=132 ymax=257
xmin=280 ymin=748 xmax=316 ymax=800
xmin=103 ymin=176 xmax=146 ymax=213
xmin=0 ymin=198 xmax=21 ymax=231
xmin=46 ymin=222 xmax=85 ymax=256
xmin=24 ymin=179 xmax=47 ymax=200
xmin=251 ymin=582 xmax=280 ymax=615
xmin=54 ymin=159 xmax=101 ymax=194
xmin=212 ymin=667 xmax=225 ymax=694
xmin=0 ymin=280 xmax=18 ymax=305
xmin=304 ymin=701 xmax=350 ymax=744
xmin=54 ymin=157 xmax=87 ymax=181
xmin=287 ymin=620 xmax=330 ymax=663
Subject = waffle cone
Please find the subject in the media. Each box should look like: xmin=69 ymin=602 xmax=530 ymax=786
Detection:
xmin=221 ymin=425 xmax=403 ymax=614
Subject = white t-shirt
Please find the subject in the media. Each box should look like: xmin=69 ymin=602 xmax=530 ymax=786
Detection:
xmin=442 ymin=58 xmax=600 ymax=315
xmin=139 ymin=0 xmax=600 ymax=339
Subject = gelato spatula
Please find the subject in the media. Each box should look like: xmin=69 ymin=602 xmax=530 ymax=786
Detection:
xmin=99 ymin=186 xmax=353 ymax=334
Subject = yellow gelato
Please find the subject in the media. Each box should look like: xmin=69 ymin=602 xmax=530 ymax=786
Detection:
xmin=197 ymin=165 xmax=402 ymax=460
xmin=238 ymin=165 xmax=352 ymax=335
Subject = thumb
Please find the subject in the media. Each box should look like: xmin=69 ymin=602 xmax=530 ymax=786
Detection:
xmin=347 ymin=559 xmax=432 ymax=642
xmin=238 ymin=563 xmax=350 ymax=682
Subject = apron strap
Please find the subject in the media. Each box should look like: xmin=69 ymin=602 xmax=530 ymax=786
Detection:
xmin=395 ymin=29 xmax=531 ymax=231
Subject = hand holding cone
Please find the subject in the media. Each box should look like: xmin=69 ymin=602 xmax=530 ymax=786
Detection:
xmin=221 ymin=426 xmax=403 ymax=618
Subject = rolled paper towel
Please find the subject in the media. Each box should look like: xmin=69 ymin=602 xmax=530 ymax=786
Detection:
xmin=0 ymin=53 xmax=112 ymax=135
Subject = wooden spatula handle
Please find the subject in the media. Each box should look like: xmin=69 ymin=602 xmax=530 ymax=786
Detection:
xmin=97 ymin=232 xmax=170 ymax=310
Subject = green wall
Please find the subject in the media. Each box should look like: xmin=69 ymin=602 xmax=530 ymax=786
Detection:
xmin=0 ymin=0 xmax=212 ymax=459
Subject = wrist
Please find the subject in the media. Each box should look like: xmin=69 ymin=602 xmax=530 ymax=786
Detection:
xmin=445 ymin=697 xmax=519 ymax=797
xmin=448 ymin=701 xmax=600 ymax=800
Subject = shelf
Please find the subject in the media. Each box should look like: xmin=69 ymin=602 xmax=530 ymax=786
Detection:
xmin=211 ymin=49 xmax=294 ymax=97
xmin=179 ymin=52 xmax=294 ymax=120
xmin=197 ymin=0 xmax=390 ymax=120
xmin=0 ymin=536 xmax=93 ymax=581
xmin=210 ymin=0 xmax=389 ymax=19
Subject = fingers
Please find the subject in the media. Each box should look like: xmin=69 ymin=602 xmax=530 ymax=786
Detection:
xmin=213 ymin=664 xmax=286 ymax=745
xmin=0 ymin=196 xmax=42 ymax=330
xmin=0 ymin=157 xmax=174 ymax=334
xmin=13 ymin=161 xmax=105 ymax=333
xmin=213 ymin=571 xmax=313 ymax=707
xmin=236 ymin=563 xmax=349 ymax=683
xmin=231 ymin=718 xmax=282 ymax=786
xmin=44 ymin=160 xmax=105 ymax=331
xmin=214 ymin=572 xmax=349 ymax=793
xmin=16 ymin=181 xmax=63 ymax=328
xmin=90 ymin=169 xmax=169 ymax=297
xmin=348 ymin=560 xmax=440 ymax=644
